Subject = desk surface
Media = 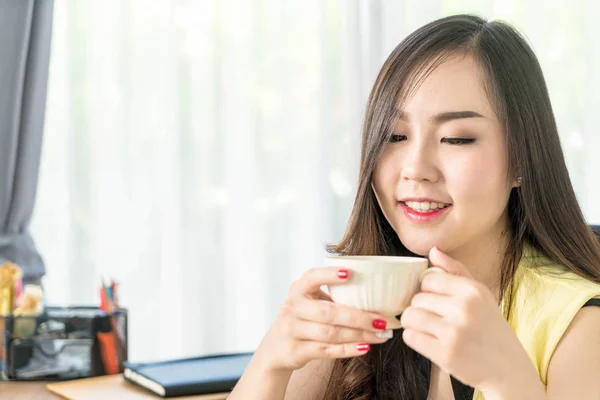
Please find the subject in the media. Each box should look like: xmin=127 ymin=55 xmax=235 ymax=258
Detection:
xmin=0 ymin=376 xmax=230 ymax=400
xmin=0 ymin=381 xmax=62 ymax=400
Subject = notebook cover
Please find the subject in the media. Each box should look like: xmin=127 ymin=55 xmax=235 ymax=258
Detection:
xmin=123 ymin=352 xmax=254 ymax=398
xmin=46 ymin=374 xmax=229 ymax=400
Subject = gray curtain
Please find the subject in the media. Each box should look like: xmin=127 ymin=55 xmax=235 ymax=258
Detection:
xmin=0 ymin=0 xmax=53 ymax=283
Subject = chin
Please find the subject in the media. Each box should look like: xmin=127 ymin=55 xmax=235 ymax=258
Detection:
xmin=399 ymin=236 xmax=435 ymax=257
xmin=396 ymin=224 xmax=457 ymax=256
xmin=404 ymin=244 xmax=432 ymax=257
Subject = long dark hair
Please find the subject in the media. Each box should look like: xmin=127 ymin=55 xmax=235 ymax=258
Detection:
xmin=323 ymin=14 xmax=600 ymax=399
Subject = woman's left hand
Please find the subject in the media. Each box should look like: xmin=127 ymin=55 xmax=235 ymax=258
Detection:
xmin=400 ymin=246 xmax=539 ymax=394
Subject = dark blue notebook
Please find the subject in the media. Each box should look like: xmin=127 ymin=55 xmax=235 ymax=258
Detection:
xmin=123 ymin=352 xmax=254 ymax=397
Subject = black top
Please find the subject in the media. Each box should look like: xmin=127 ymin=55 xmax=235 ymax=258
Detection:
xmin=419 ymin=298 xmax=600 ymax=400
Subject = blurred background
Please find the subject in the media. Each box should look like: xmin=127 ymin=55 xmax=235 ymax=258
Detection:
xmin=28 ymin=0 xmax=600 ymax=362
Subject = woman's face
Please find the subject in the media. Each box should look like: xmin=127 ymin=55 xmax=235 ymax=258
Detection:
xmin=372 ymin=54 xmax=518 ymax=257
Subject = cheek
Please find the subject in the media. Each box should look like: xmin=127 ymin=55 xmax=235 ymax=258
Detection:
xmin=446 ymin=152 xmax=510 ymax=208
xmin=372 ymin=151 xmax=399 ymax=199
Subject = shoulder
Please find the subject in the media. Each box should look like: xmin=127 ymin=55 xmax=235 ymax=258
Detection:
xmin=511 ymin=246 xmax=600 ymax=304
xmin=284 ymin=359 xmax=334 ymax=400
xmin=507 ymin=248 xmax=600 ymax=384
xmin=546 ymin=299 xmax=600 ymax=398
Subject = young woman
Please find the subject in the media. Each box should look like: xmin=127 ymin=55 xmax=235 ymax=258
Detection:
xmin=229 ymin=14 xmax=600 ymax=399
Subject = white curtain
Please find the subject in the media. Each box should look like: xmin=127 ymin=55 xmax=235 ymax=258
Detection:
xmin=31 ymin=0 xmax=600 ymax=362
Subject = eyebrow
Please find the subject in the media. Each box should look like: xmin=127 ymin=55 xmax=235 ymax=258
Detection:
xmin=395 ymin=110 xmax=485 ymax=124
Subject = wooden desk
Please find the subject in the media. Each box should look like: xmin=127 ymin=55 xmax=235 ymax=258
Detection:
xmin=0 ymin=380 xmax=62 ymax=400
xmin=0 ymin=376 xmax=229 ymax=399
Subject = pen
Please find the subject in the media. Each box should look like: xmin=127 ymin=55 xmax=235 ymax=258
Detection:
xmin=97 ymin=278 xmax=124 ymax=373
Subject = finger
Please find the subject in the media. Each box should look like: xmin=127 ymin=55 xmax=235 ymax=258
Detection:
xmin=410 ymin=292 xmax=462 ymax=320
xmin=298 ymin=340 xmax=374 ymax=360
xmin=289 ymin=267 xmax=350 ymax=296
xmin=420 ymin=269 xmax=475 ymax=297
xmin=399 ymin=306 xmax=447 ymax=338
xmin=291 ymin=296 xmax=389 ymax=332
xmin=290 ymin=319 xmax=389 ymax=344
xmin=402 ymin=328 xmax=441 ymax=361
xmin=428 ymin=246 xmax=473 ymax=278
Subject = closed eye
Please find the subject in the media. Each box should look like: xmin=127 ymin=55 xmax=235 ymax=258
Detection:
xmin=442 ymin=137 xmax=476 ymax=145
xmin=390 ymin=134 xmax=407 ymax=143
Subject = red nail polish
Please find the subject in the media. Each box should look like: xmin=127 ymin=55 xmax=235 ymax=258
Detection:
xmin=337 ymin=269 xmax=348 ymax=279
xmin=356 ymin=343 xmax=370 ymax=352
xmin=372 ymin=319 xmax=387 ymax=330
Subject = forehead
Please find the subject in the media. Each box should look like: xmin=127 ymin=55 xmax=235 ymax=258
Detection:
xmin=399 ymin=54 xmax=495 ymax=119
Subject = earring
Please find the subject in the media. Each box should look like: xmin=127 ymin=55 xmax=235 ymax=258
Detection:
xmin=517 ymin=176 xmax=523 ymax=184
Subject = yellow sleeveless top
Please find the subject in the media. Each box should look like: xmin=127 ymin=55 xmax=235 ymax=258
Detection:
xmin=472 ymin=245 xmax=600 ymax=399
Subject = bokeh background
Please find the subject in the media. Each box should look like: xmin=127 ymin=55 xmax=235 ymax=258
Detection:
xmin=31 ymin=0 xmax=600 ymax=361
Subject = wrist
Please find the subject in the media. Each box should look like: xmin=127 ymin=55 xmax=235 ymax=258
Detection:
xmin=252 ymin=347 xmax=294 ymax=376
xmin=229 ymin=350 xmax=293 ymax=400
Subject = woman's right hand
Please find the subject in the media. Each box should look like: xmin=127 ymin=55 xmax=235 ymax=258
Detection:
xmin=254 ymin=266 xmax=392 ymax=372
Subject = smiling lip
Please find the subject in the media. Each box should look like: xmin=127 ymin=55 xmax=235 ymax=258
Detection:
xmin=399 ymin=198 xmax=452 ymax=223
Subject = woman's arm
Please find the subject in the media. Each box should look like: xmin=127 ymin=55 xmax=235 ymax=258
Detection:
xmin=228 ymin=351 xmax=293 ymax=400
xmin=284 ymin=359 xmax=333 ymax=400
xmin=228 ymin=355 xmax=333 ymax=400
xmin=481 ymin=301 xmax=600 ymax=400
xmin=545 ymin=303 xmax=600 ymax=399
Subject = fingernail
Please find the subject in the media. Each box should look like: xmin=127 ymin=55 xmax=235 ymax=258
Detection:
xmin=375 ymin=329 xmax=393 ymax=339
xmin=356 ymin=343 xmax=370 ymax=352
xmin=372 ymin=319 xmax=387 ymax=330
xmin=337 ymin=269 xmax=349 ymax=279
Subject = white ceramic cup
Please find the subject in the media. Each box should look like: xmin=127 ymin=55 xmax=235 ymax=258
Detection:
xmin=325 ymin=255 xmax=444 ymax=329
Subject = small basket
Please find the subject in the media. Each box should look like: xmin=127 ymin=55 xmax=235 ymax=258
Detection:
xmin=0 ymin=306 xmax=127 ymax=381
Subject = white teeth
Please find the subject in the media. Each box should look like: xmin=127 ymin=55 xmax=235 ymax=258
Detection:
xmin=405 ymin=201 xmax=449 ymax=212
xmin=406 ymin=201 xmax=419 ymax=210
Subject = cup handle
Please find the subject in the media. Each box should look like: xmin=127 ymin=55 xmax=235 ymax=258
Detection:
xmin=389 ymin=267 xmax=446 ymax=330
xmin=419 ymin=266 xmax=445 ymax=282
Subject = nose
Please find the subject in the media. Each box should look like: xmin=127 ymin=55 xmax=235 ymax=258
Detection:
xmin=399 ymin=140 xmax=440 ymax=183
